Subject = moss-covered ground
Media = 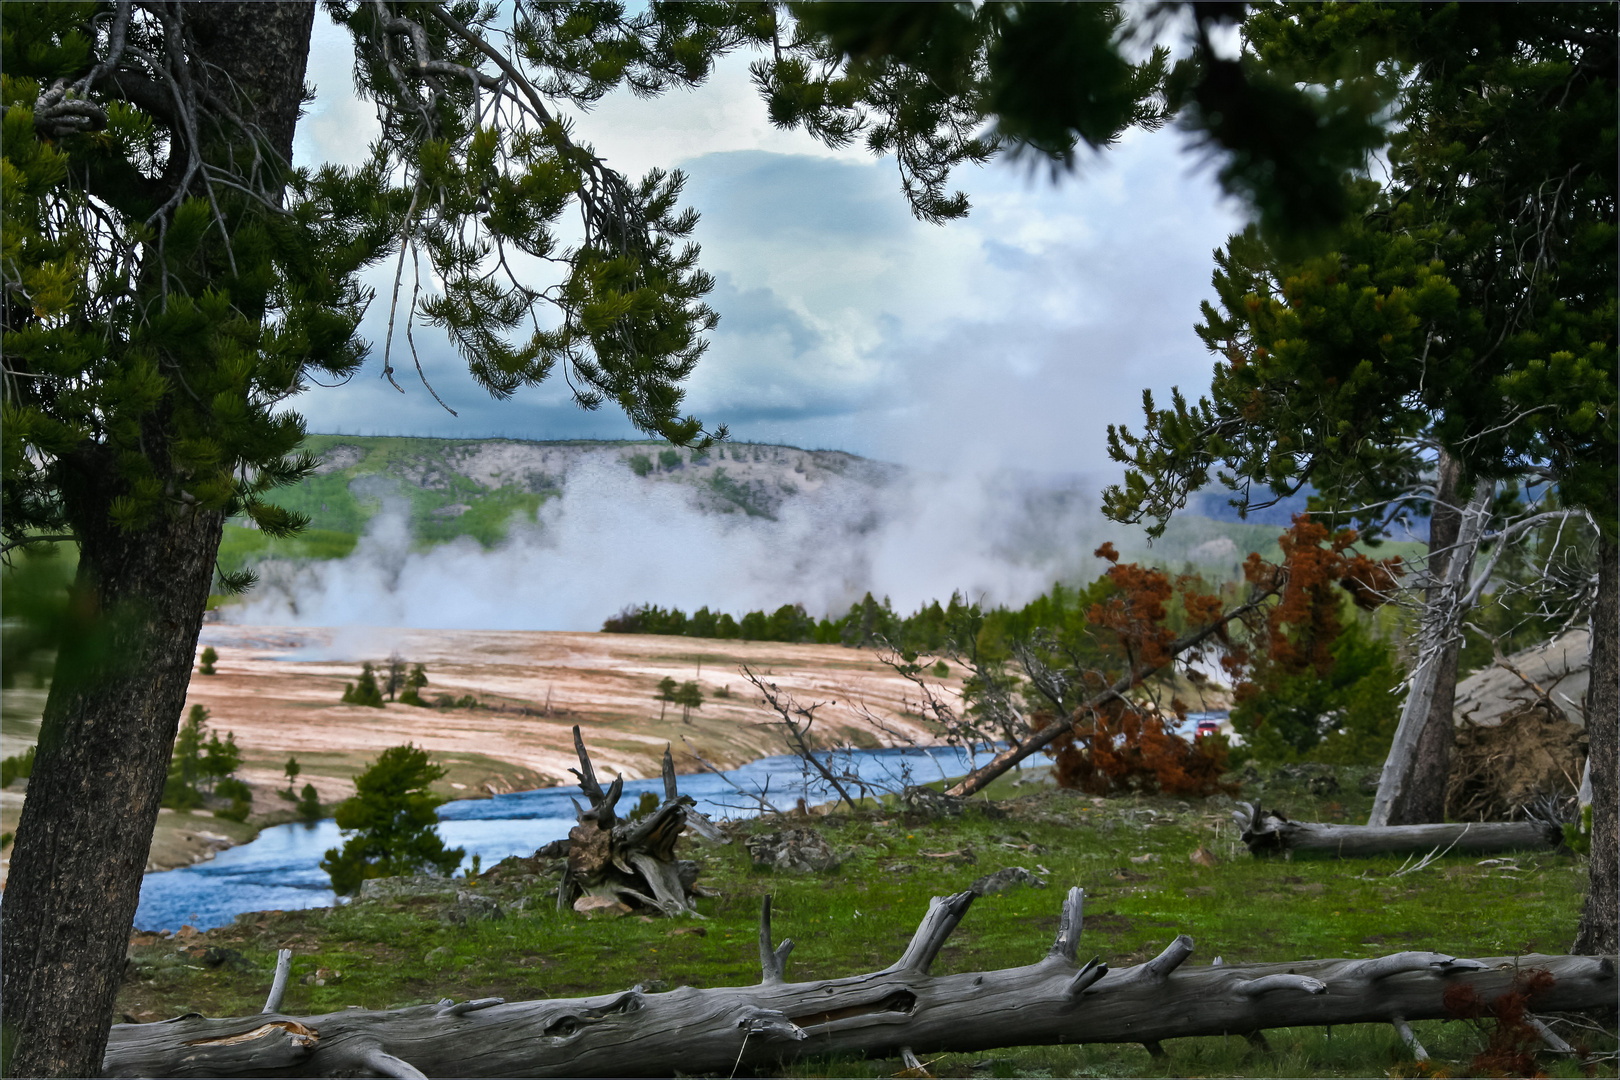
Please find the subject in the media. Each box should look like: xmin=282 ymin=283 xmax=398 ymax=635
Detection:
xmin=117 ymin=765 xmax=1613 ymax=1077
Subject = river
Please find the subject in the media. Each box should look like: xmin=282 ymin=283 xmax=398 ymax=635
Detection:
xmin=134 ymin=743 xmax=1000 ymax=932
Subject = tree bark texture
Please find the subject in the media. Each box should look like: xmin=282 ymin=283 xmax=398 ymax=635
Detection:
xmin=1402 ymin=453 xmax=1466 ymax=825
xmin=0 ymin=6 xmax=316 ymax=1075
xmin=1371 ymin=470 xmax=1494 ymax=827
xmin=100 ymin=887 xmax=1616 ymax=1078
xmin=1574 ymin=532 xmax=1618 ymax=954
xmin=1235 ymin=804 xmax=1562 ymax=858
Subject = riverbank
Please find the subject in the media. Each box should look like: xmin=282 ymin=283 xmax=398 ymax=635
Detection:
xmin=3 ymin=627 xmax=957 ymax=886
xmin=113 ymin=763 xmax=1603 ymax=1076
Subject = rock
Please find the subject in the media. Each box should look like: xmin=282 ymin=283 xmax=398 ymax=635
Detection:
xmin=969 ymin=866 xmax=1048 ymax=896
xmin=446 ymin=890 xmax=505 ymax=925
xmin=744 ymin=828 xmax=842 ymax=874
xmin=901 ymin=787 xmax=965 ymax=817
xmin=359 ymin=875 xmax=458 ymax=900
xmin=1452 ymin=629 xmax=1589 ymax=728
xmin=573 ymin=894 xmax=631 ymax=917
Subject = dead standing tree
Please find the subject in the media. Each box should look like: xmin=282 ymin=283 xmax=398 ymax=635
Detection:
xmin=101 ymin=886 xmax=1617 ymax=1077
xmin=558 ymin=727 xmax=720 ymax=917
xmin=739 ymin=664 xmax=862 ymax=811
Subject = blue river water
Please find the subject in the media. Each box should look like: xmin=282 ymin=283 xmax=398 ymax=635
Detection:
xmin=134 ymin=744 xmax=998 ymax=932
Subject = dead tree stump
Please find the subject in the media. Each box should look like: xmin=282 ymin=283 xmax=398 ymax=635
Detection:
xmin=561 ymin=727 xmax=721 ymax=917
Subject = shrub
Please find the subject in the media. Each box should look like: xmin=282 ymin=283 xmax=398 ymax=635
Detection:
xmin=341 ymin=662 xmax=385 ymax=708
xmin=627 ymin=452 xmax=652 ymax=477
xmin=197 ymin=645 xmax=218 ymax=676
xmin=1040 ymin=706 xmax=1236 ymax=798
xmin=215 ymin=776 xmax=252 ymax=821
xmin=320 ymin=744 xmax=465 ymax=896
xmin=658 ymin=448 xmax=681 ymax=470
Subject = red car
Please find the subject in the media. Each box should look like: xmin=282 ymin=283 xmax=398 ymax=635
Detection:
xmin=1195 ymin=719 xmax=1221 ymax=739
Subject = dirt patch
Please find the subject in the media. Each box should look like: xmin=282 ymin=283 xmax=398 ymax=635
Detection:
xmin=1446 ymin=703 xmax=1586 ymax=822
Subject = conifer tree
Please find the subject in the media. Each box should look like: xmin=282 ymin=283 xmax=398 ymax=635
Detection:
xmin=341 ymin=662 xmax=386 ymax=709
xmin=296 ymin=782 xmax=322 ymax=823
xmin=320 ymin=744 xmax=463 ymax=896
xmin=677 ymin=680 xmax=704 ymax=725
xmin=655 ymin=676 xmax=678 ymax=721
xmin=196 ymin=646 xmax=218 ymax=676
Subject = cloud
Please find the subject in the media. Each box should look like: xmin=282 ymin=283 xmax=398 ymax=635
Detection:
xmin=288 ymin=17 xmax=1245 ymax=482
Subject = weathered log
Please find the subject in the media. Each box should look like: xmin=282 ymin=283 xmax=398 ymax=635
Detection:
xmin=102 ymin=885 xmax=1616 ymax=1077
xmin=1236 ymin=803 xmax=1562 ymax=857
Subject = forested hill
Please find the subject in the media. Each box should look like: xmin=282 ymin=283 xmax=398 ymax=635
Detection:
xmin=220 ymin=435 xmax=900 ymax=568
xmin=219 ymin=435 xmax=1418 ymax=602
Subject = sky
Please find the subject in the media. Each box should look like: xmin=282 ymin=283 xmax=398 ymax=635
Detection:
xmin=289 ymin=13 xmax=1247 ymax=479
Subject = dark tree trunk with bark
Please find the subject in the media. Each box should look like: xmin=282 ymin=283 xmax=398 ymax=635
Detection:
xmin=0 ymin=6 xmax=315 ymax=1075
xmin=0 ymin=460 xmax=225 ymax=1077
xmin=1574 ymin=533 xmax=1618 ymax=954
xmin=1392 ymin=453 xmax=1464 ymax=825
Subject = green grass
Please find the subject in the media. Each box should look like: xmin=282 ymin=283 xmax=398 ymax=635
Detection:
xmin=115 ymin=767 xmax=1611 ymax=1076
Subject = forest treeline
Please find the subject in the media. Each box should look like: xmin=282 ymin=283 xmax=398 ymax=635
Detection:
xmin=603 ymin=513 xmax=1571 ymax=770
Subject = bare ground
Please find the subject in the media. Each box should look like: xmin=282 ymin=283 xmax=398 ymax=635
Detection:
xmin=2 ymin=628 xmax=953 ymax=881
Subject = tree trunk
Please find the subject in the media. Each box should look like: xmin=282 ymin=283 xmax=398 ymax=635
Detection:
xmin=1574 ymin=532 xmax=1618 ymax=954
xmin=100 ymin=887 xmax=1617 ymax=1078
xmin=1370 ymin=467 xmax=1493 ymax=826
xmin=1236 ymin=803 xmax=1561 ymax=857
xmin=1399 ymin=454 xmax=1466 ymax=824
xmin=0 ymin=7 xmax=315 ymax=1075
xmin=0 ymin=458 xmax=225 ymax=1077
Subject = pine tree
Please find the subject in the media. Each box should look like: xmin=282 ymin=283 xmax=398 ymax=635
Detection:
xmin=341 ymin=662 xmax=385 ymax=709
xmin=655 ymin=676 xmax=678 ymax=721
xmin=677 ymin=680 xmax=704 ymax=725
xmin=197 ymin=647 xmax=218 ymax=676
xmin=399 ymin=663 xmax=429 ymax=707
xmin=296 ymin=782 xmax=322 ymax=823
xmin=320 ymin=744 xmax=464 ymax=896
xmin=283 ymin=756 xmax=301 ymax=799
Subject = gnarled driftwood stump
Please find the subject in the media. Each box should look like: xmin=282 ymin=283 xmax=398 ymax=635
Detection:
xmin=560 ymin=727 xmax=722 ymax=917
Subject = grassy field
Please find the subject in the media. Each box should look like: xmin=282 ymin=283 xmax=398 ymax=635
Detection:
xmin=117 ymin=764 xmax=1612 ymax=1077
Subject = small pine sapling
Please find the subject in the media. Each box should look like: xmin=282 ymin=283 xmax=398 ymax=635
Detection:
xmin=399 ymin=664 xmax=429 ymax=706
xmin=384 ymin=652 xmax=407 ymax=702
xmin=319 ymin=744 xmax=465 ymax=895
xmin=297 ymin=783 xmax=322 ymax=821
xmin=197 ymin=646 xmax=218 ymax=676
xmin=656 ymin=676 xmax=678 ymax=720
xmin=281 ymin=756 xmax=302 ymax=800
xmin=678 ymin=680 xmax=704 ymax=724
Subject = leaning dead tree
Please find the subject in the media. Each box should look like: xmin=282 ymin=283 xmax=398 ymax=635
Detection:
xmin=1236 ymin=804 xmax=1563 ymax=858
xmin=558 ymin=727 xmax=720 ymax=917
xmin=103 ymin=886 xmax=1614 ymax=1077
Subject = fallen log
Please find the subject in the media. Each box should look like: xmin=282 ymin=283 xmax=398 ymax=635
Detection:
xmin=1236 ymin=802 xmax=1564 ymax=857
xmin=103 ymin=885 xmax=1616 ymax=1077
